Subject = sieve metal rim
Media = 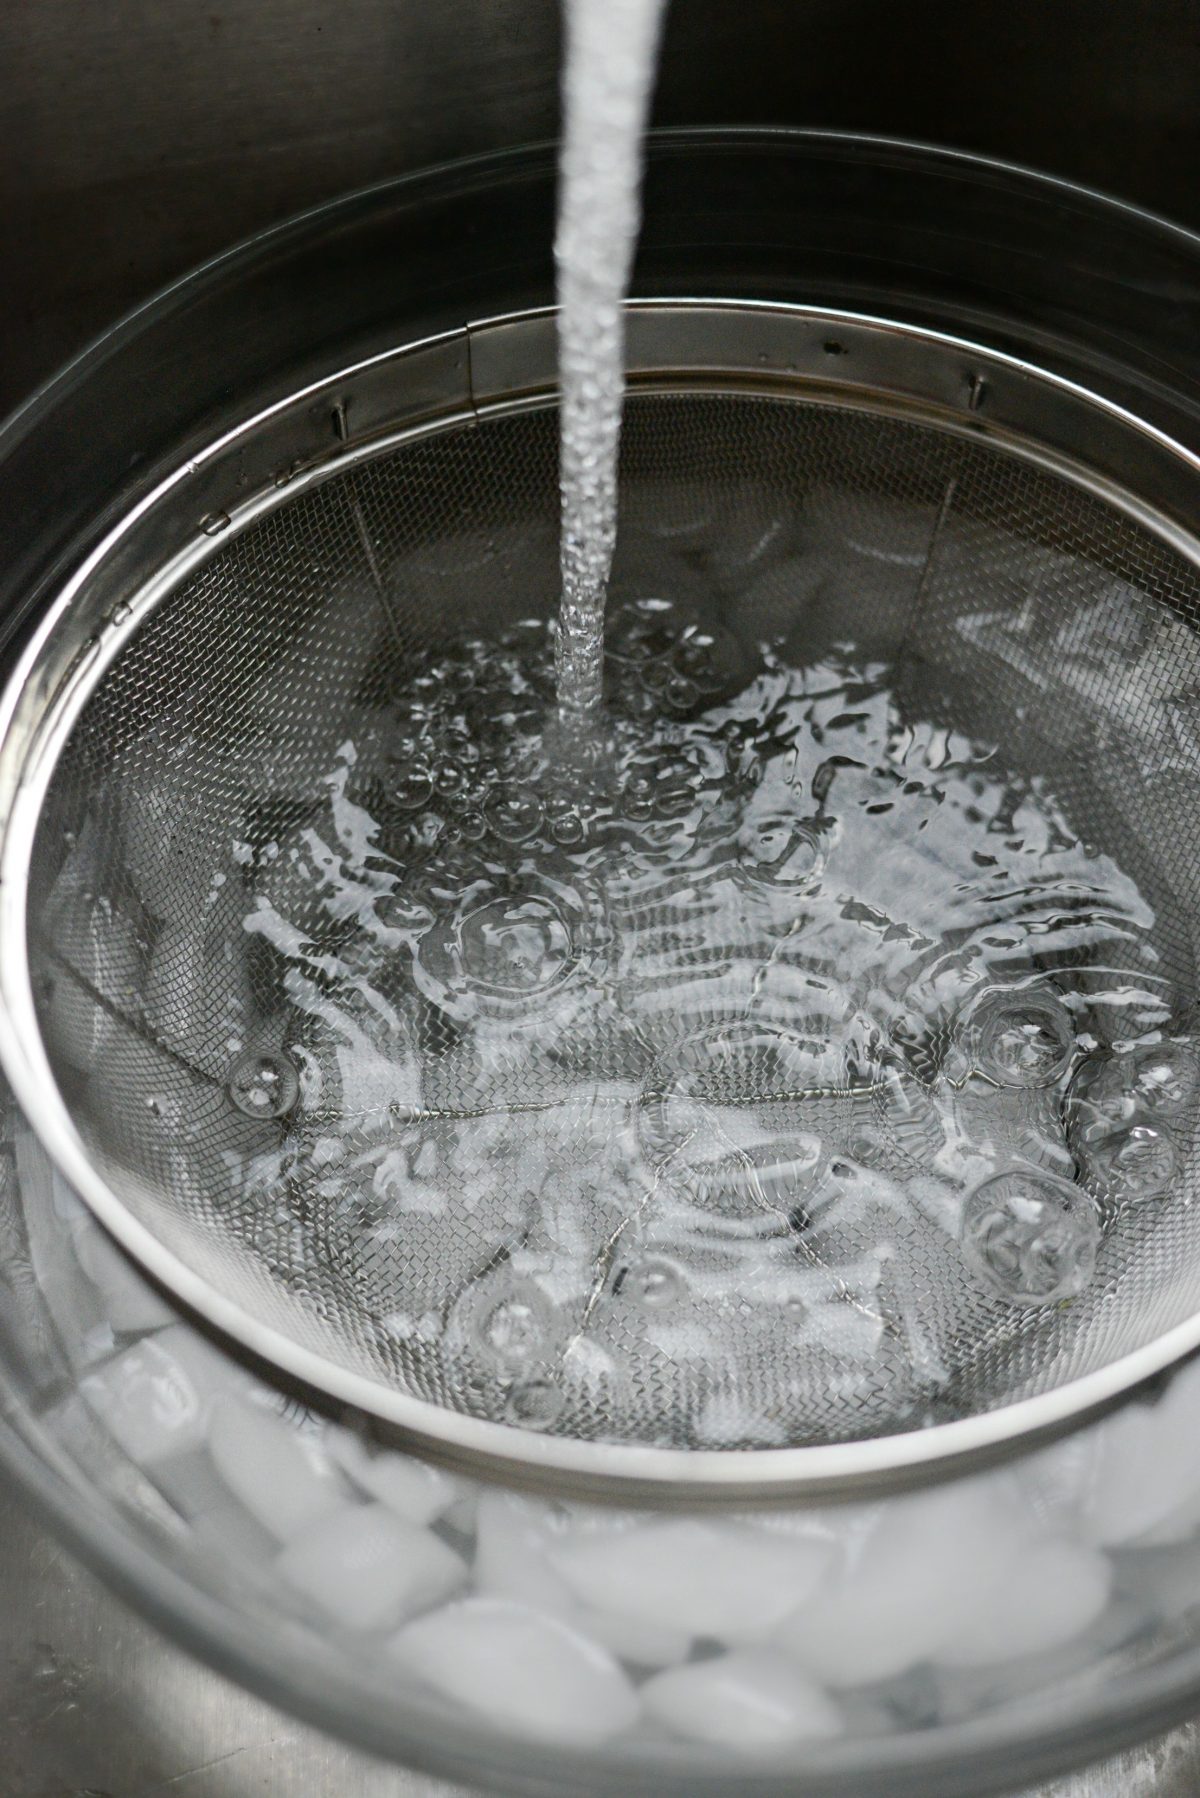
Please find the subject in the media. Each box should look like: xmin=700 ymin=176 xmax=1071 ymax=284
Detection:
xmin=5 ymin=299 xmax=1200 ymax=1504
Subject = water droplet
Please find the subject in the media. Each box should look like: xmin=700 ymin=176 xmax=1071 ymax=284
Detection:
xmin=960 ymin=1169 xmax=1099 ymax=1305
xmin=965 ymin=985 xmax=1075 ymax=1088
xmin=199 ymin=510 xmax=230 ymax=536
xmin=228 ymin=1050 xmax=299 ymax=1120
xmin=504 ymin=1377 xmax=564 ymax=1430
xmin=484 ymin=784 xmax=543 ymax=843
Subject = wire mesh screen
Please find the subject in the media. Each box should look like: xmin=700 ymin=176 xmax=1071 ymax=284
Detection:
xmin=24 ymin=392 xmax=1200 ymax=1458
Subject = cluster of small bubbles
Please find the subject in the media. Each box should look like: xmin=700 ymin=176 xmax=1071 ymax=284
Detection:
xmin=605 ymin=597 xmax=679 ymax=668
xmin=618 ymin=747 xmax=698 ymax=825
xmin=963 ymin=984 xmax=1076 ymax=1089
xmin=227 ymin=1050 xmax=299 ymax=1121
xmin=960 ymin=1169 xmax=1101 ymax=1306
xmin=1067 ymin=1037 xmax=1197 ymax=1204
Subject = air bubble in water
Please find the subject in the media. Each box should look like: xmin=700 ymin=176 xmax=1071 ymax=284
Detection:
xmin=1067 ymin=1047 xmax=1189 ymax=1202
xmin=550 ymin=808 xmax=587 ymax=847
xmin=625 ymin=1257 xmax=685 ymax=1309
xmin=605 ymin=598 xmax=678 ymax=666
xmin=434 ymin=760 xmax=470 ymax=799
xmin=960 ymin=1169 xmax=1099 ymax=1305
xmin=504 ymin=1377 xmax=565 ymax=1430
xmin=227 ymin=1050 xmax=299 ymax=1120
xmin=481 ymin=1298 xmax=548 ymax=1368
xmin=964 ymin=985 xmax=1075 ymax=1088
xmin=393 ymin=765 xmax=434 ymax=811
xmin=376 ymin=890 xmax=430 ymax=935
xmin=485 ymin=784 xmax=544 ymax=843
xmin=664 ymin=673 xmax=700 ymax=713
xmin=1131 ymin=1038 xmax=1200 ymax=1117
xmin=1087 ymin=1122 xmax=1179 ymax=1202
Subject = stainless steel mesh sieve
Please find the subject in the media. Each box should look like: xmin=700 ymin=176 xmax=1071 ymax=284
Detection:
xmin=5 ymin=302 xmax=1200 ymax=1501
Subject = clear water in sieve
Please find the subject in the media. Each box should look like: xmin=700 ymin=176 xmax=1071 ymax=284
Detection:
xmin=30 ymin=388 xmax=1200 ymax=1453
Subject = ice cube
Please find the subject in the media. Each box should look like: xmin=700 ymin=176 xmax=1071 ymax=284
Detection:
xmin=932 ymin=1590 xmax=1147 ymax=1723
xmin=936 ymin=1538 xmax=1110 ymax=1667
xmin=778 ymin=1475 xmax=1036 ymax=1685
xmin=276 ymin=1500 xmax=465 ymax=1632
xmin=1081 ymin=1359 xmax=1200 ymax=1547
xmin=326 ymin=1427 xmax=460 ymax=1525
xmin=72 ymin=1220 xmax=176 ymax=1334
xmin=474 ymin=1491 xmax=577 ymax=1619
xmin=1015 ymin=1431 xmax=1096 ymax=1533
xmin=40 ymin=891 xmax=144 ymax=1077
xmin=78 ymin=1324 xmax=262 ymax=1463
xmin=642 ymin=1649 xmax=844 ymax=1750
xmin=1111 ymin=1539 xmax=1200 ymax=1626
xmin=143 ymin=902 xmax=255 ymax=1079
xmin=577 ymin=1603 xmax=691 ymax=1668
xmin=1138 ymin=1488 xmax=1200 ymax=1548
xmin=548 ymin=1518 xmax=832 ymax=1645
xmin=209 ymin=1396 xmax=346 ymax=1542
xmin=390 ymin=1597 xmax=639 ymax=1745
xmin=121 ymin=761 xmax=236 ymax=919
